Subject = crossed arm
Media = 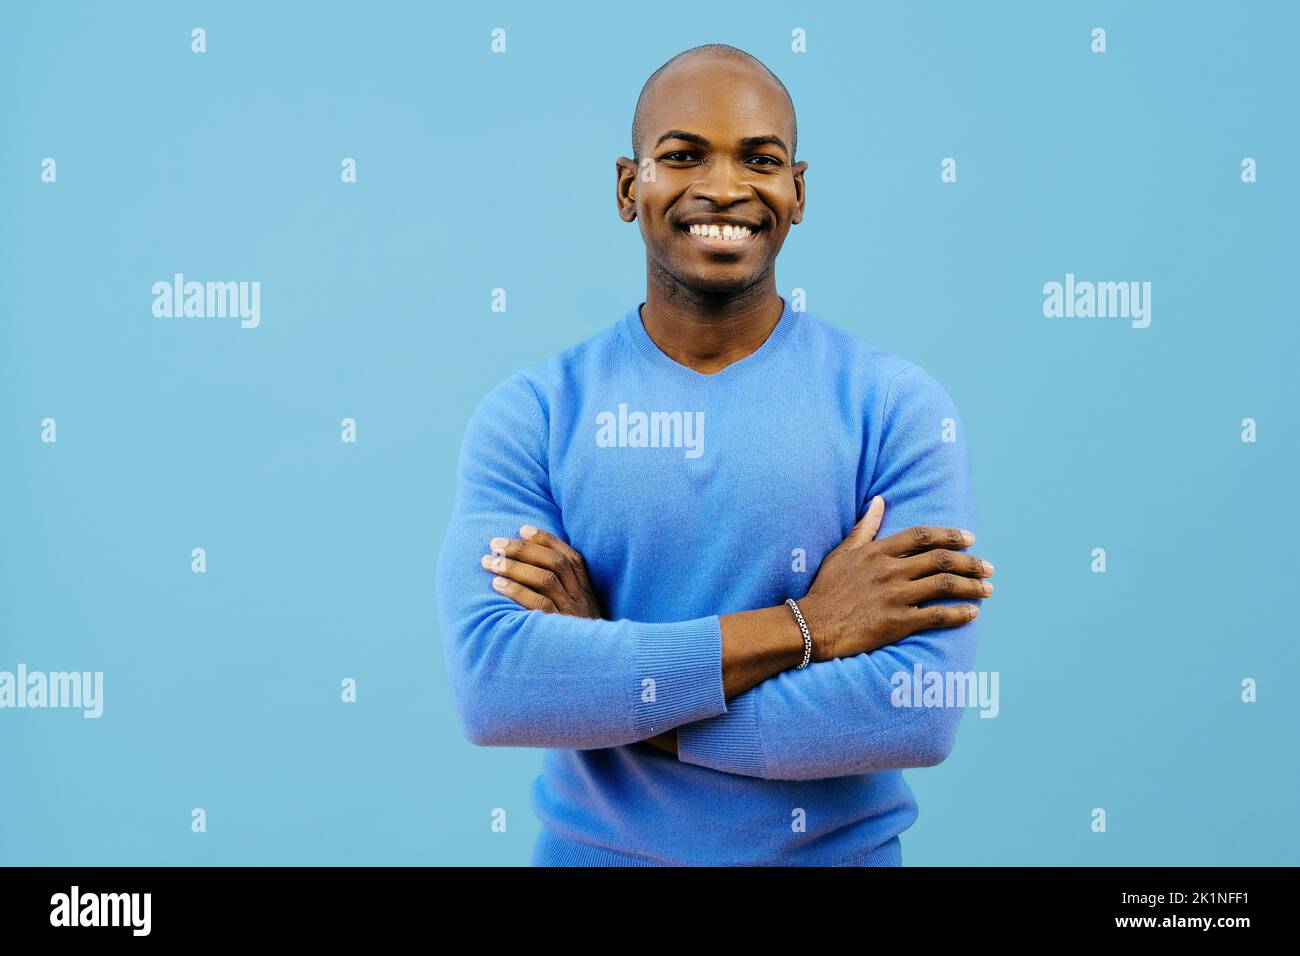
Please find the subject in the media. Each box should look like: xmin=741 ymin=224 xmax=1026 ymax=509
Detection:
xmin=479 ymin=523 xmax=835 ymax=754
xmin=435 ymin=366 xmax=984 ymax=780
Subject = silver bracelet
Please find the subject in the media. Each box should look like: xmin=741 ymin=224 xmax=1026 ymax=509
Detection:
xmin=785 ymin=598 xmax=813 ymax=669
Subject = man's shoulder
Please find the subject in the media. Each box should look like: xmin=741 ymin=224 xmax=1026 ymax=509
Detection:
xmin=797 ymin=309 xmax=931 ymax=393
xmin=518 ymin=316 xmax=624 ymax=389
xmin=797 ymin=310 xmax=968 ymax=429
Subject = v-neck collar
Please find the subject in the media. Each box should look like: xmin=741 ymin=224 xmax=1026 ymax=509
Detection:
xmin=620 ymin=297 xmax=798 ymax=385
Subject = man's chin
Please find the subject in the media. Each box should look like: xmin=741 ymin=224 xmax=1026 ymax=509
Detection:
xmin=665 ymin=268 xmax=764 ymax=298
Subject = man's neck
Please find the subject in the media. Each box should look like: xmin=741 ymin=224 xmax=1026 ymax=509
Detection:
xmin=639 ymin=282 xmax=785 ymax=376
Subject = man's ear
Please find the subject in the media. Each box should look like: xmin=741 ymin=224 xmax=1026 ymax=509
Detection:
xmin=615 ymin=156 xmax=638 ymax=223
xmin=791 ymin=160 xmax=808 ymax=225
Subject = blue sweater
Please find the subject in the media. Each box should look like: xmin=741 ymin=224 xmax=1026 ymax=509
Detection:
xmin=435 ymin=297 xmax=980 ymax=866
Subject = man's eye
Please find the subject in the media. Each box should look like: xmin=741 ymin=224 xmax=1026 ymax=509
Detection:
xmin=659 ymin=152 xmax=779 ymax=166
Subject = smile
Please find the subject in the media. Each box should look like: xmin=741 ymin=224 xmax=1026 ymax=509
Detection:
xmin=680 ymin=222 xmax=761 ymax=245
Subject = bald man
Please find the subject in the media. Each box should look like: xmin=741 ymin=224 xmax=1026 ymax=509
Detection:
xmin=436 ymin=43 xmax=993 ymax=866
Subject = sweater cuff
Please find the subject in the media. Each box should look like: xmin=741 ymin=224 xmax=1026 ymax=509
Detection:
xmin=676 ymin=690 xmax=766 ymax=777
xmin=633 ymin=615 xmax=727 ymax=736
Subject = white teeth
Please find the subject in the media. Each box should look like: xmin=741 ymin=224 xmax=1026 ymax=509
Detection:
xmin=687 ymin=223 xmax=753 ymax=240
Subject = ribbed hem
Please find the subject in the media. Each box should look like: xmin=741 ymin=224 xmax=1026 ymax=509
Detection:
xmin=532 ymin=828 xmax=664 ymax=866
xmin=837 ymin=836 xmax=902 ymax=867
xmin=632 ymin=616 xmax=727 ymax=737
xmin=676 ymin=689 xmax=766 ymax=777
xmin=531 ymin=827 xmax=904 ymax=867
xmin=620 ymin=296 xmax=799 ymax=386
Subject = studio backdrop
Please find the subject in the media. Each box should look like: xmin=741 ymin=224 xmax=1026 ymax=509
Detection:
xmin=2 ymin=0 xmax=1295 ymax=865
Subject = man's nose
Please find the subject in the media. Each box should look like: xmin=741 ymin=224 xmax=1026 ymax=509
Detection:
xmin=690 ymin=159 xmax=750 ymax=204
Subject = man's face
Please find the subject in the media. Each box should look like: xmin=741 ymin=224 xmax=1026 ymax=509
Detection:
xmin=618 ymin=57 xmax=807 ymax=296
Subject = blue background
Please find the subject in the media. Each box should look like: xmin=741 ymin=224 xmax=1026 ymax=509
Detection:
xmin=2 ymin=0 xmax=1295 ymax=865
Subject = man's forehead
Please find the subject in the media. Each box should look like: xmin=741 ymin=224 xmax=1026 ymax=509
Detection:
xmin=649 ymin=56 xmax=785 ymax=109
xmin=642 ymin=61 xmax=794 ymax=146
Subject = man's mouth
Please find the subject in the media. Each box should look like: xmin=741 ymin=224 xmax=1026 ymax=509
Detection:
xmin=679 ymin=221 xmax=763 ymax=247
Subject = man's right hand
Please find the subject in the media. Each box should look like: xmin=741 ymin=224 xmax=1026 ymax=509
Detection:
xmin=797 ymin=495 xmax=993 ymax=663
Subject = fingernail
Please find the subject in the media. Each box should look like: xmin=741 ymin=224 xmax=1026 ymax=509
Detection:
xmin=492 ymin=577 xmax=507 ymax=589
xmin=960 ymin=529 xmax=975 ymax=544
xmin=480 ymin=555 xmax=494 ymax=569
xmin=490 ymin=537 xmax=508 ymax=553
xmin=520 ymin=525 xmax=537 ymax=539
xmin=982 ymin=581 xmax=994 ymax=595
xmin=982 ymin=561 xmax=995 ymax=575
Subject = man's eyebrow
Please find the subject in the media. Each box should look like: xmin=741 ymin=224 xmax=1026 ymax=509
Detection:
xmin=654 ymin=130 xmax=790 ymax=157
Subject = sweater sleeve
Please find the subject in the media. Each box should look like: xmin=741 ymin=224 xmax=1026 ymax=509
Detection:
xmin=675 ymin=364 xmax=981 ymax=780
xmin=435 ymin=372 xmax=729 ymax=749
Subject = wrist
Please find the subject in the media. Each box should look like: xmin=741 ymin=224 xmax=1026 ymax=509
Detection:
xmin=792 ymin=595 xmax=832 ymax=663
xmin=783 ymin=598 xmax=814 ymax=670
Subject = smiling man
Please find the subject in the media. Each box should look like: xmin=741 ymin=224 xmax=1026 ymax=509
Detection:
xmin=435 ymin=43 xmax=994 ymax=866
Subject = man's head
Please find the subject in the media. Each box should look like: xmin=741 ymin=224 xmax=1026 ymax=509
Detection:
xmin=617 ymin=44 xmax=807 ymax=298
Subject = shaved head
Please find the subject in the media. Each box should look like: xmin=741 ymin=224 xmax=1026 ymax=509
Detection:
xmin=631 ymin=44 xmax=797 ymax=163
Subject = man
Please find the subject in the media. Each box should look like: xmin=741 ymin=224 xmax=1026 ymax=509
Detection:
xmin=435 ymin=43 xmax=994 ymax=866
